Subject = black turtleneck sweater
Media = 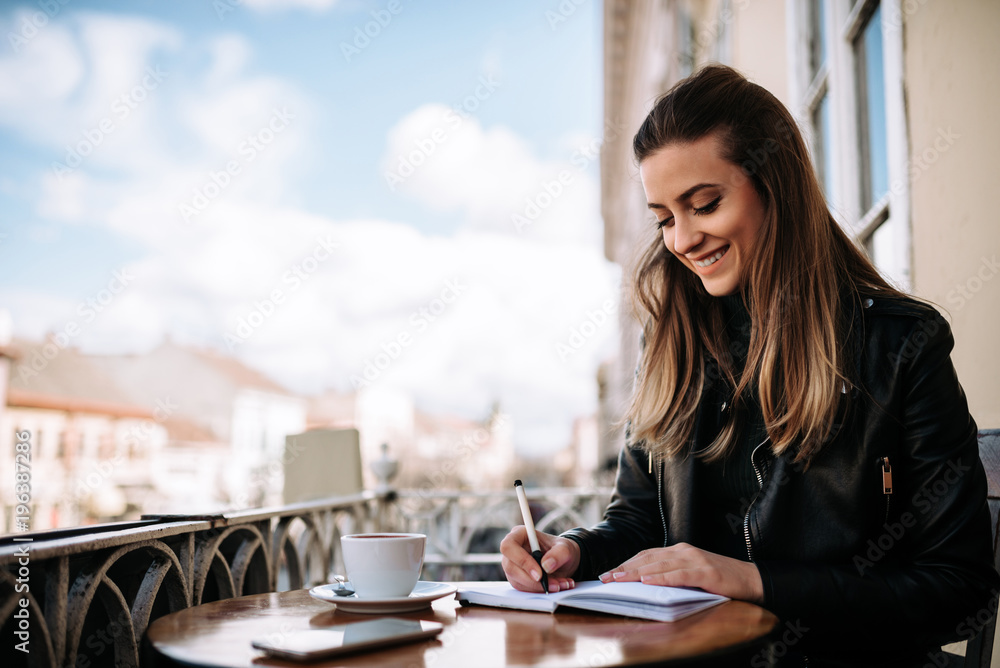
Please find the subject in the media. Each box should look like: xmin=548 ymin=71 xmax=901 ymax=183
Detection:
xmin=695 ymin=294 xmax=769 ymax=561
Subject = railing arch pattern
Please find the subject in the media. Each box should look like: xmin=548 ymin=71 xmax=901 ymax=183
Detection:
xmin=0 ymin=487 xmax=610 ymax=668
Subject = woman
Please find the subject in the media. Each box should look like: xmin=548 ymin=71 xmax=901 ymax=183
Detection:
xmin=500 ymin=65 xmax=998 ymax=664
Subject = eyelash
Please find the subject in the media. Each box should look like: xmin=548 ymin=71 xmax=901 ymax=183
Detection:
xmin=655 ymin=196 xmax=722 ymax=229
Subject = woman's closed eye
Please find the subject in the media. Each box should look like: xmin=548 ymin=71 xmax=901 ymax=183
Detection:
xmin=655 ymin=196 xmax=722 ymax=229
xmin=693 ymin=195 xmax=722 ymax=216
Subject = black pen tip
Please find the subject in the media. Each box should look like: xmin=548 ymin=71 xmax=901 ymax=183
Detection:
xmin=514 ymin=479 xmax=523 ymax=487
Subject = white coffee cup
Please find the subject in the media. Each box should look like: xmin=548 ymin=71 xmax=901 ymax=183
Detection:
xmin=340 ymin=533 xmax=426 ymax=598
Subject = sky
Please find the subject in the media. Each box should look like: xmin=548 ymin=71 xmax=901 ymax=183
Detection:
xmin=0 ymin=0 xmax=620 ymax=455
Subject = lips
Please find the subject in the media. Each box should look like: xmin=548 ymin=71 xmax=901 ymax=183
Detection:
xmin=693 ymin=246 xmax=729 ymax=268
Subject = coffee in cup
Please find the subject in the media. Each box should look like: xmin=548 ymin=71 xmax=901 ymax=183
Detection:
xmin=340 ymin=533 xmax=426 ymax=598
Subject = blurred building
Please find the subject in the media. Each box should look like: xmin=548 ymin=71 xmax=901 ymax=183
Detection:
xmin=0 ymin=336 xmax=312 ymax=532
xmin=599 ymin=0 xmax=1000 ymax=460
xmin=0 ymin=337 xmax=168 ymax=532
xmin=89 ymin=340 xmax=308 ymax=509
xmin=309 ymin=386 xmax=515 ymax=492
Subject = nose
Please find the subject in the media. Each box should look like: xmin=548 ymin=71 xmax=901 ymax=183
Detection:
xmin=670 ymin=214 xmax=703 ymax=255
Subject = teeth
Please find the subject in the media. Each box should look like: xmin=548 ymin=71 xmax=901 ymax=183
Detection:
xmin=694 ymin=248 xmax=726 ymax=268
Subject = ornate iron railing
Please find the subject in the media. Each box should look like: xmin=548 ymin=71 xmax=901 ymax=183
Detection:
xmin=0 ymin=486 xmax=612 ymax=668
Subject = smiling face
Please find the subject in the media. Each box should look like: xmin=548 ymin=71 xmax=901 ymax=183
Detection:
xmin=639 ymin=132 xmax=767 ymax=297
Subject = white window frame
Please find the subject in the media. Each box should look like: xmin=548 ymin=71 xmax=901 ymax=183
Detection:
xmin=786 ymin=0 xmax=911 ymax=291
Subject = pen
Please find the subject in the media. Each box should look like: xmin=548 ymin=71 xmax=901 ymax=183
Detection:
xmin=514 ymin=479 xmax=549 ymax=594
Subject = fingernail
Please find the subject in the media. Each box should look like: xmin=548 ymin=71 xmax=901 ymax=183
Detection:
xmin=541 ymin=559 xmax=555 ymax=572
xmin=599 ymin=572 xmax=611 ymax=582
xmin=612 ymin=572 xmax=625 ymax=580
xmin=531 ymin=569 xmax=540 ymax=581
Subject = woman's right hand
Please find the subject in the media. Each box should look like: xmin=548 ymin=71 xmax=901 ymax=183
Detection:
xmin=500 ymin=526 xmax=581 ymax=593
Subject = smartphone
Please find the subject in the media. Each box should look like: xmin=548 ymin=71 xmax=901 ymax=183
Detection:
xmin=251 ymin=618 xmax=444 ymax=661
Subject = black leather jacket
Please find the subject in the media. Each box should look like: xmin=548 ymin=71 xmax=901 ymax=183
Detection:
xmin=564 ymin=294 xmax=999 ymax=664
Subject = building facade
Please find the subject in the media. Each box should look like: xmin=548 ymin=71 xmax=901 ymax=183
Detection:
xmin=598 ymin=0 xmax=1000 ymax=465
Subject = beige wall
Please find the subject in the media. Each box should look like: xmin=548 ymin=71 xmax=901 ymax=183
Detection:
xmin=906 ymin=0 xmax=1000 ymax=429
xmin=729 ymin=0 xmax=789 ymax=107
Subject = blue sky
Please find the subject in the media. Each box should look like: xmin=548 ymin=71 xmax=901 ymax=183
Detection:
xmin=0 ymin=0 xmax=619 ymax=453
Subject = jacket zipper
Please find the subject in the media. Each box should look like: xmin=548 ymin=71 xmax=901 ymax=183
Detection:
xmin=880 ymin=456 xmax=893 ymax=524
xmin=743 ymin=438 xmax=769 ymax=562
xmin=655 ymin=456 xmax=668 ymax=546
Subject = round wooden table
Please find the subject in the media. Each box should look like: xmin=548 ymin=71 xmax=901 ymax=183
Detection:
xmin=146 ymin=585 xmax=779 ymax=667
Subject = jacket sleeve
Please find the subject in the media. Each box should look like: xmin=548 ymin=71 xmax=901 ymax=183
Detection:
xmin=755 ymin=313 xmax=1000 ymax=648
xmin=561 ymin=439 xmax=665 ymax=579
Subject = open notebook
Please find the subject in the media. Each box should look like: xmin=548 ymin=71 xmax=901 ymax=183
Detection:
xmin=456 ymin=580 xmax=728 ymax=622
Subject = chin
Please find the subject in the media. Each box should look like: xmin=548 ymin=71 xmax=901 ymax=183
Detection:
xmin=701 ymin=282 xmax=739 ymax=297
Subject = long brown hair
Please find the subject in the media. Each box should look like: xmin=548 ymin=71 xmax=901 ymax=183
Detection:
xmin=627 ymin=64 xmax=903 ymax=463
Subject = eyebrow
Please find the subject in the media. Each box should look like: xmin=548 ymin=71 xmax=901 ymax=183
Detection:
xmin=646 ymin=182 xmax=720 ymax=211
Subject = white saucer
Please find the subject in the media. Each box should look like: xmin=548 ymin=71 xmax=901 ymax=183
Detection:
xmin=309 ymin=581 xmax=458 ymax=614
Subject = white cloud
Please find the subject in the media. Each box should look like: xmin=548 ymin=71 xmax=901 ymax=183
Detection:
xmin=0 ymin=12 xmax=181 ymax=150
xmin=0 ymin=11 xmax=617 ymax=454
xmin=381 ymin=104 xmax=603 ymax=247
xmin=2 ymin=206 xmax=620 ymax=451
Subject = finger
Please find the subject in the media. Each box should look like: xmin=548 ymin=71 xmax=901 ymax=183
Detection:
xmin=501 ymin=554 xmax=542 ymax=592
xmin=548 ymin=577 xmax=576 ymax=592
xmin=500 ymin=527 xmax=540 ymax=575
xmin=539 ymin=540 xmax=573 ymax=574
xmin=499 ymin=526 xmax=530 ymax=553
xmin=599 ymin=549 xmax=657 ymax=581
xmin=632 ymin=557 xmax=685 ymax=577
xmin=614 ymin=548 xmax=663 ymax=571
xmin=637 ymin=568 xmax=703 ymax=589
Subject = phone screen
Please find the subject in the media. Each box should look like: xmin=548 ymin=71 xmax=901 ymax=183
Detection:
xmin=251 ymin=618 xmax=443 ymax=661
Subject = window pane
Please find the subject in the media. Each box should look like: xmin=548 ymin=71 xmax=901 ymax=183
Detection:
xmin=856 ymin=4 xmax=889 ymax=211
xmin=812 ymin=92 xmax=835 ymax=199
xmin=809 ymin=0 xmax=827 ymax=78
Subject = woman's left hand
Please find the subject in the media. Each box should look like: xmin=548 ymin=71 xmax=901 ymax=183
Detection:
xmin=598 ymin=543 xmax=764 ymax=603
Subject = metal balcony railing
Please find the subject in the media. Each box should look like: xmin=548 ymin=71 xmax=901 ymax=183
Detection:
xmin=0 ymin=486 xmax=612 ymax=668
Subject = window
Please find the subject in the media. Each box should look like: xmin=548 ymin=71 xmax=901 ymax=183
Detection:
xmin=854 ymin=2 xmax=888 ymax=213
xmin=806 ymin=0 xmax=835 ymax=197
xmin=790 ymin=0 xmax=910 ymax=289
